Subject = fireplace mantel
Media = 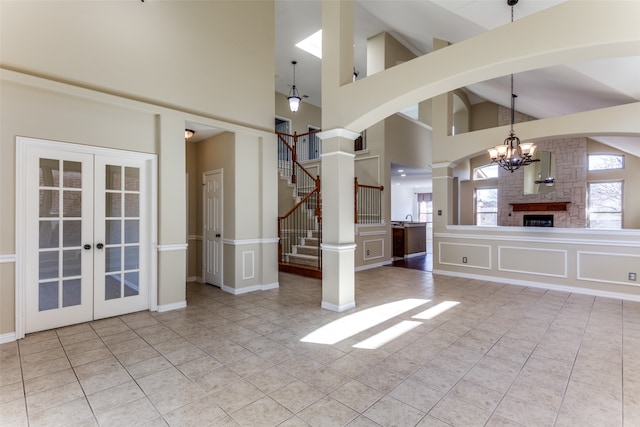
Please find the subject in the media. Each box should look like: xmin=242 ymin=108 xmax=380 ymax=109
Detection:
xmin=510 ymin=202 xmax=570 ymax=212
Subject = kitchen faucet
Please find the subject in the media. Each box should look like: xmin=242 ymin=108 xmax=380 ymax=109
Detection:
xmin=405 ymin=214 xmax=413 ymax=222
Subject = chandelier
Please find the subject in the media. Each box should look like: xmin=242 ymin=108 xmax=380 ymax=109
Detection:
xmin=488 ymin=0 xmax=537 ymax=173
xmin=287 ymin=61 xmax=302 ymax=113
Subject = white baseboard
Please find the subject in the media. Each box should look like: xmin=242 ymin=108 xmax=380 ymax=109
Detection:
xmin=0 ymin=332 xmax=17 ymax=344
xmin=187 ymin=276 xmax=203 ymax=283
xmin=432 ymin=269 xmax=640 ymax=302
xmin=356 ymin=260 xmax=393 ymax=271
xmin=321 ymin=300 xmax=356 ymax=312
xmin=221 ymin=282 xmax=280 ymax=295
xmin=157 ymin=301 xmax=187 ymax=312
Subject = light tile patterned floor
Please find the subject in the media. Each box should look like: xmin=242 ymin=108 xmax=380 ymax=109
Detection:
xmin=1 ymin=268 xmax=639 ymax=426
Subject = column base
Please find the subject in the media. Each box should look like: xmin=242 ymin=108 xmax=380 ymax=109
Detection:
xmin=321 ymin=243 xmax=357 ymax=311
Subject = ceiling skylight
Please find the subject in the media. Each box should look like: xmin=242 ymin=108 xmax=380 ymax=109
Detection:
xmin=296 ymin=29 xmax=322 ymax=59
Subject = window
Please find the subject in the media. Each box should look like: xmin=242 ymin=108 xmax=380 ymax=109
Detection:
xmin=473 ymin=164 xmax=499 ymax=180
xmin=418 ymin=194 xmax=432 ymax=223
xmin=588 ymin=182 xmax=622 ymax=229
xmin=475 ymin=188 xmax=498 ymax=226
xmin=588 ymin=154 xmax=624 ymax=171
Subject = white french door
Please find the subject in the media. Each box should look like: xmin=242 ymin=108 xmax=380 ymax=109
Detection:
xmin=22 ymin=139 xmax=154 ymax=333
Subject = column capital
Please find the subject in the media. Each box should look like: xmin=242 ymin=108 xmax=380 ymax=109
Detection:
xmin=431 ymin=162 xmax=457 ymax=170
xmin=317 ymin=128 xmax=360 ymax=141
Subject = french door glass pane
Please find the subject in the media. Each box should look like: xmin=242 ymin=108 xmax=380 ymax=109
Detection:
xmin=62 ymin=279 xmax=82 ymax=307
xmin=105 ymin=248 xmax=121 ymax=272
xmin=39 ymin=282 xmax=58 ymax=311
xmin=39 ymin=251 xmax=59 ymax=280
xmin=39 ymin=158 xmax=59 ymax=187
xmin=39 ymin=220 xmax=58 ymax=248
xmin=105 ymin=275 xmax=121 ymax=300
xmin=39 ymin=190 xmax=58 ymax=217
xmin=63 ymin=220 xmax=82 ymax=247
xmin=63 ymin=161 xmax=82 ymax=188
xmin=125 ymin=167 xmax=139 ymax=191
xmin=105 ymin=193 xmax=122 ymax=217
xmin=106 ymin=220 xmax=122 ymax=245
xmin=124 ymin=220 xmax=139 ymax=243
xmin=63 ymin=249 xmax=82 ymax=277
xmin=63 ymin=191 xmax=82 ymax=217
xmin=124 ymin=272 xmax=139 ymax=296
xmin=105 ymin=165 xmax=122 ymax=190
xmin=124 ymin=194 xmax=139 ymax=217
xmin=124 ymin=246 xmax=139 ymax=270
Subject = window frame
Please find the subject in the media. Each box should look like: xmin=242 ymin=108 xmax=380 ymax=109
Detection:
xmin=474 ymin=187 xmax=498 ymax=226
xmin=587 ymin=180 xmax=623 ymax=229
xmin=588 ymin=154 xmax=624 ymax=171
xmin=473 ymin=164 xmax=499 ymax=181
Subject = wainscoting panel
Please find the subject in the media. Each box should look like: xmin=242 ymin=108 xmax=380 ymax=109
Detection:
xmin=498 ymin=246 xmax=567 ymax=278
xmin=578 ymin=251 xmax=640 ymax=287
xmin=439 ymin=242 xmax=491 ymax=269
xmin=242 ymin=251 xmax=255 ymax=280
xmin=363 ymin=239 xmax=384 ymax=261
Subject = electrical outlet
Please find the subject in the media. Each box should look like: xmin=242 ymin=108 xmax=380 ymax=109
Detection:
xmin=366 ymin=249 xmax=370 ymax=256
xmin=630 ymin=272 xmax=637 ymax=281
xmin=462 ymin=257 xmax=468 ymax=264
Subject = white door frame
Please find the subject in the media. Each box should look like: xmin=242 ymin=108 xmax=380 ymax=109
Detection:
xmin=202 ymin=169 xmax=223 ymax=287
xmin=15 ymin=137 xmax=158 ymax=339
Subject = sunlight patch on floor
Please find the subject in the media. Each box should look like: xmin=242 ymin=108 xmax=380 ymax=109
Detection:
xmin=412 ymin=301 xmax=460 ymax=320
xmin=300 ymin=298 xmax=430 ymax=345
xmin=353 ymin=320 xmax=422 ymax=350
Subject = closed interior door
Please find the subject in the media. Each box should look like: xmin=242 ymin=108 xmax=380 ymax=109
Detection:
xmin=203 ymin=170 xmax=223 ymax=287
xmin=24 ymin=142 xmax=151 ymax=333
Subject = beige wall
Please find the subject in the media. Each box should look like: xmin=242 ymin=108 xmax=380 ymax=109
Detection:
xmin=1 ymin=1 xmax=275 ymax=131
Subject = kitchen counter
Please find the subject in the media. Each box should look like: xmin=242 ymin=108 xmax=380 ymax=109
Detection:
xmin=391 ymin=222 xmax=427 ymax=257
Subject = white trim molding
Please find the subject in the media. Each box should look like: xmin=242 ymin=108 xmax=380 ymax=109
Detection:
xmin=320 ymin=151 xmax=356 ymax=159
xmin=355 ymin=259 xmax=393 ymax=272
xmin=317 ymin=128 xmax=361 ymax=141
xmin=431 ymin=162 xmax=457 ymax=169
xmin=321 ymin=243 xmax=357 ymax=252
xmin=0 ymin=332 xmax=17 ymax=344
xmin=321 ymin=300 xmax=356 ymax=312
xmin=223 ymin=238 xmax=279 ymax=246
xmin=157 ymin=243 xmax=188 ymax=252
xmin=0 ymin=254 xmax=17 ymax=263
xmin=187 ymin=235 xmax=203 ymax=241
xmin=221 ymin=282 xmax=279 ymax=295
xmin=157 ymin=301 xmax=187 ymax=312
xmin=432 ymin=269 xmax=640 ymax=302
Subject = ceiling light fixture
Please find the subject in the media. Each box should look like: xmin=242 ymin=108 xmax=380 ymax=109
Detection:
xmin=488 ymin=0 xmax=536 ymax=173
xmin=288 ymin=61 xmax=302 ymax=113
xmin=185 ymin=129 xmax=195 ymax=140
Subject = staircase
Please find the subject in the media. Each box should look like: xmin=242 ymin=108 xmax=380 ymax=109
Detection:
xmin=286 ymin=230 xmax=321 ymax=267
xmin=277 ymin=130 xmax=322 ymax=278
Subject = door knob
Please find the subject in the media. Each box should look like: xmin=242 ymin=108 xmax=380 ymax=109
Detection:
xmin=215 ymin=233 xmax=221 ymax=238
xmin=83 ymin=244 xmax=92 ymax=250
xmin=96 ymin=243 xmax=104 ymax=249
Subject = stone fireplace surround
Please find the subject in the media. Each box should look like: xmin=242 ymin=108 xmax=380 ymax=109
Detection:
xmin=496 ymin=107 xmax=588 ymax=228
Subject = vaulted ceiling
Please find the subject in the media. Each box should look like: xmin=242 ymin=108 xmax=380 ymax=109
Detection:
xmin=274 ymin=0 xmax=640 ymax=159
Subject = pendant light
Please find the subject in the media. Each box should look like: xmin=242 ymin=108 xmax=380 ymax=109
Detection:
xmin=288 ymin=61 xmax=302 ymax=113
xmin=488 ymin=0 xmax=537 ymax=173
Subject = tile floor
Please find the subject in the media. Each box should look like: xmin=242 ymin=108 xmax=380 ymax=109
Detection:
xmin=1 ymin=267 xmax=639 ymax=426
